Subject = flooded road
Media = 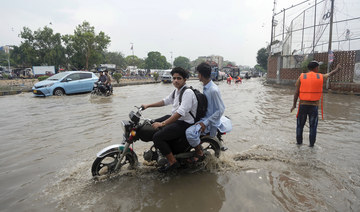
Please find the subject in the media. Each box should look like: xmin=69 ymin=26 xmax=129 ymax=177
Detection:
xmin=1 ymin=78 xmax=359 ymax=211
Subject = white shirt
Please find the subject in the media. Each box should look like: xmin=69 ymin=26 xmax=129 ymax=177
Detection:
xmin=163 ymin=85 xmax=198 ymax=124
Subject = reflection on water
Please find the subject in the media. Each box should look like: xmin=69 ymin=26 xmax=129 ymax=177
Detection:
xmin=0 ymin=78 xmax=359 ymax=211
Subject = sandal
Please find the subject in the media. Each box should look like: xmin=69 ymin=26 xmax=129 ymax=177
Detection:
xmin=187 ymin=154 xmax=205 ymax=164
xmin=158 ymin=161 xmax=180 ymax=173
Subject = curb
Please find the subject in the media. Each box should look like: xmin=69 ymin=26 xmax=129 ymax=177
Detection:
xmin=0 ymin=90 xmax=23 ymax=96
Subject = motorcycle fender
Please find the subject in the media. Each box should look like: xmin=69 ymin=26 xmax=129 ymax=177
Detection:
xmin=96 ymin=144 xmax=130 ymax=158
xmin=201 ymin=135 xmax=224 ymax=150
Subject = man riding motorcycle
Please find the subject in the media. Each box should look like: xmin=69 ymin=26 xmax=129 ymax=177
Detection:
xmin=141 ymin=67 xmax=198 ymax=172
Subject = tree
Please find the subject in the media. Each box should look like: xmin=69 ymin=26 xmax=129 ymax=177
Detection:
xmin=144 ymin=51 xmax=171 ymax=69
xmin=256 ymin=47 xmax=269 ymax=70
xmin=223 ymin=60 xmax=236 ymax=67
xmin=63 ymin=21 xmax=111 ymax=70
xmin=125 ymin=55 xmax=145 ymax=68
xmin=104 ymin=51 xmax=126 ymax=70
xmin=173 ymin=56 xmax=190 ymax=70
xmin=254 ymin=64 xmax=265 ymax=73
xmin=11 ymin=26 xmax=66 ymax=68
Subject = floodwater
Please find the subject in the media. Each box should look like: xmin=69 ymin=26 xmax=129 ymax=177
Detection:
xmin=0 ymin=78 xmax=359 ymax=212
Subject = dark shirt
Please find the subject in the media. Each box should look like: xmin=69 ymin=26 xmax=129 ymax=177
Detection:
xmin=99 ymin=75 xmax=107 ymax=83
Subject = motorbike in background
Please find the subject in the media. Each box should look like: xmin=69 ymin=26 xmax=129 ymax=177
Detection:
xmin=91 ymin=106 xmax=228 ymax=177
xmin=91 ymin=82 xmax=113 ymax=96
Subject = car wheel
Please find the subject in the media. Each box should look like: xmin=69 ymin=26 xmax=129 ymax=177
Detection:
xmin=53 ymin=88 xmax=65 ymax=96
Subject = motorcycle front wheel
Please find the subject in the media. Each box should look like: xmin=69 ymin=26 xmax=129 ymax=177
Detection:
xmin=91 ymin=150 xmax=138 ymax=177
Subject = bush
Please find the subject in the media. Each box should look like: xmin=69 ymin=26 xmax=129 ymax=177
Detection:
xmin=153 ymin=72 xmax=159 ymax=81
xmin=2 ymin=73 xmax=9 ymax=79
xmin=113 ymin=73 xmax=122 ymax=84
xmin=38 ymin=76 xmax=49 ymax=81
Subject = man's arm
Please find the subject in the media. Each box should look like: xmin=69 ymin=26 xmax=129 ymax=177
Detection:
xmin=141 ymin=100 xmax=165 ymax=110
xmin=201 ymin=89 xmax=225 ymax=131
xmin=290 ymin=78 xmax=300 ymax=113
xmin=324 ymin=64 xmax=341 ymax=79
xmin=152 ymin=112 xmax=181 ymax=129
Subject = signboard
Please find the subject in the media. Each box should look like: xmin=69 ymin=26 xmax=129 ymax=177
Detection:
xmin=328 ymin=50 xmax=334 ymax=63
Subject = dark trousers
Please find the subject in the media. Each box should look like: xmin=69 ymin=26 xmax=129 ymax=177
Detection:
xmin=296 ymin=105 xmax=319 ymax=146
xmin=153 ymin=115 xmax=191 ymax=156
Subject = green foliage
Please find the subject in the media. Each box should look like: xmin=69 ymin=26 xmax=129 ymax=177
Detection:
xmin=12 ymin=26 xmax=66 ymax=67
xmin=62 ymin=21 xmax=111 ymax=70
xmin=2 ymin=73 xmax=9 ymax=79
xmin=104 ymin=52 xmax=126 ymax=69
xmin=153 ymin=72 xmax=159 ymax=81
xmin=256 ymin=47 xmax=269 ymax=70
xmin=173 ymin=56 xmax=190 ymax=70
xmin=300 ymin=58 xmax=328 ymax=74
xmin=113 ymin=73 xmax=122 ymax=84
xmin=38 ymin=76 xmax=49 ymax=81
xmin=254 ymin=64 xmax=266 ymax=73
xmin=190 ymin=58 xmax=206 ymax=69
xmin=0 ymin=50 xmax=9 ymax=66
xmin=145 ymin=52 xmax=171 ymax=69
xmin=125 ymin=55 xmax=145 ymax=68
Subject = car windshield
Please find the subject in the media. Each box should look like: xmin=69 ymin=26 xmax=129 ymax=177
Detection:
xmin=47 ymin=72 xmax=70 ymax=80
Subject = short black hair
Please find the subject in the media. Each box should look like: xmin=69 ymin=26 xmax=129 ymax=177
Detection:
xmin=196 ymin=62 xmax=211 ymax=78
xmin=171 ymin=67 xmax=189 ymax=79
xmin=307 ymin=60 xmax=322 ymax=70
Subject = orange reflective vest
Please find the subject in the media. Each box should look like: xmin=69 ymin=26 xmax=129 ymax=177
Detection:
xmin=299 ymin=72 xmax=323 ymax=101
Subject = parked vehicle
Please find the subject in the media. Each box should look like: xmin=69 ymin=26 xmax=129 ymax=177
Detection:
xmin=91 ymin=82 xmax=113 ymax=96
xmin=32 ymin=71 xmax=98 ymax=97
xmin=239 ymin=71 xmax=251 ymax=79
xmin=161 ymin=69 xmax=172 ymax=83
xmin=211 ymin=67 xmax=226 ymax=81
xmin=91 ymin=106 xmax=229 ymax=177
xmin=32 ymin=66 xmax=55 ymax=77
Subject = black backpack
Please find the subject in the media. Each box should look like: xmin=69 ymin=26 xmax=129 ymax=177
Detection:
xmin=172 ymin=86 xmax=208 ymax=122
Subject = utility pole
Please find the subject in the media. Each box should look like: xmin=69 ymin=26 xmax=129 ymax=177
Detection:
xmin=170 ymin=51 xmax=173 ymax=68
xmin=130 ymin=42 xmax=134 ymax=66
xmin=270 ymin=0 xmax=276 ymax=45
xmin=312 ymin=0 xmax=317 ymax=54
xmin=326 ymin=0 xmax=335 ymax=89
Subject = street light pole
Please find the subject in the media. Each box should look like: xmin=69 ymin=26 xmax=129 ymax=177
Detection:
xmin=170 ymin=51 xmax=173 ymax=68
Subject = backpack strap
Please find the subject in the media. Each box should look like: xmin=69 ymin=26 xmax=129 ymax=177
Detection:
xmin=178 ymin=86 xmax=188 ymax=104
xmin=178 ymin=86 xmax=196 ymax=120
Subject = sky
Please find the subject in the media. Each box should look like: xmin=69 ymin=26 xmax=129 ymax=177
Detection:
xmin=0 ymin=0 xmax=303 ymax=67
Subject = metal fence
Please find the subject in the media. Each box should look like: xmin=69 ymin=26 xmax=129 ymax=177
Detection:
xmin=270 ymin=0 xmax=360 ymax=57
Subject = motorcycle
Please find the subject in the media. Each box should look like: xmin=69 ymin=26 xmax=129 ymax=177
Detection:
xmin=91 ymin=106 xmax=228 ymax=177
xmin=91 ymin=82 xmax=113 ymax=96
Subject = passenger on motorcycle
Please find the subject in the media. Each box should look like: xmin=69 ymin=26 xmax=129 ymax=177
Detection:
xmin=104 ymin=70 xmax=112 ymax=92
xmin=186 ymin=62 xmax=229 ymax=163
xmin=141 ymin=67 xmax=198 ymax=172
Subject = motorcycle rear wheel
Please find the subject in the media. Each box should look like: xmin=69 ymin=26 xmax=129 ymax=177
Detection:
xmin=91 ymin=150 xmax=138 ymax=177
xmin=200 ymin=137 xmax=221 ymax=158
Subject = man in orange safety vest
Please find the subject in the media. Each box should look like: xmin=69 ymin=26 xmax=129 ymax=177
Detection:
xmin=290 ymin=60 xmax=341 ymax=147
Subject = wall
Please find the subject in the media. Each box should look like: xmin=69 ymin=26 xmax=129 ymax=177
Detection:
xmin=267 ymin=50 xmax=360 ymax=93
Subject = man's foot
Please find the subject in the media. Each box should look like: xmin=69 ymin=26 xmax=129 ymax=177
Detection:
xmin=309 ymin=144 xmax=314 ymax=147
xmin=187 ymin=154 xmax=205 ymax=164
xmin=158 ymin=161 xmax=180 ymax=173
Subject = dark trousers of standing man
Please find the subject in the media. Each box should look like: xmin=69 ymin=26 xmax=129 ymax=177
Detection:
xmin=296 ymin=104 xmax=319 ymax=147
xmin=153 ymin=115 xmax=191 ymax=156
